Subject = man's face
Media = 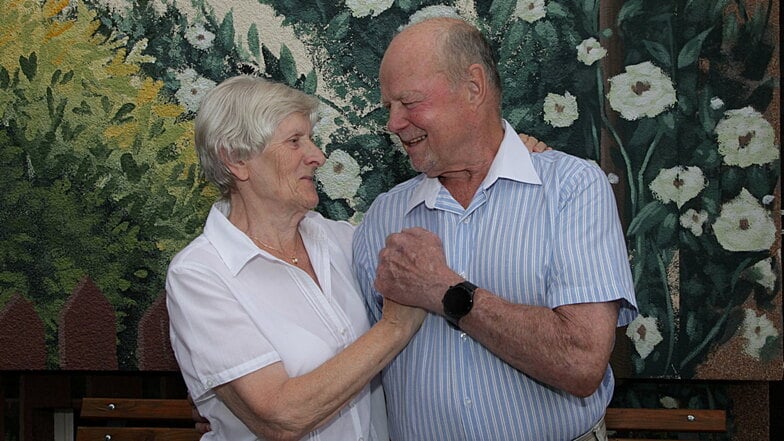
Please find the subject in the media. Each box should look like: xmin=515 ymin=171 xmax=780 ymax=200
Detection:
xmin=379 ymin=40 xmax=473 ymax=177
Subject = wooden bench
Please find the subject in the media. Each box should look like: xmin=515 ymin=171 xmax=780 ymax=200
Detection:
xmin=77 ymin=397 xmax=727 ymax=440
xmin=605 ymin=407 xmax=727 ymax=440
xmin=77 ymin=398 xmax=200 ymax=441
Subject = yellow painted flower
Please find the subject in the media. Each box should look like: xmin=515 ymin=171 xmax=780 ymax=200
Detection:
xmin=316 ymin=149 xmax=363 ymax=201
xmin=346 ymin=0 xmax=394 ymax=18
xmin=185 ymin=23 xmax=215 ymax=51
xmin=741 ymin=309 xmax=779 ymax=359
xmin=514 ymin=0 xmax=547 ymax=23
xmin=649 ymin=166 xmax=706 ymax=208
xmin=608 ymin=61 xmax=677 ymax=120
xmin=405 ymin=5 xmax=462 ymax=29
xmin=174 ymin=68 xmax=216 ymax=113
xmin=713 ymin=188 xmax=776 ymax=252
xmin=742 ymin=258 xmax=777 ymax=292
xmin=715 ymin=106 xmax=778 ymax=167
xmin=679 ymin=208 xmax=709 ymax=236
xmin=543 ymin=91 xmax=578 ymax=127
xmin=626 ymin=315 xmax=664 ymax=359
xmin=576 ymin=37 xmax=607 ymax=66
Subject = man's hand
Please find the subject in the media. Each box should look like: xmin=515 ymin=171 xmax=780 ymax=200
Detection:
xmin=374 ymin=228 xmax=463 ymax=313
xmin=519 ymin=133 xmax=551 ymax=152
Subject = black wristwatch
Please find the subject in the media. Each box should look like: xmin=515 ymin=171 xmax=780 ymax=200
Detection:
xmin=442 ymin=281 xmax=478 ymax=328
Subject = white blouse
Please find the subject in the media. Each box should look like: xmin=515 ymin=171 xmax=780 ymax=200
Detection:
xmin=166 ymin=200 xmax=386 ymax=441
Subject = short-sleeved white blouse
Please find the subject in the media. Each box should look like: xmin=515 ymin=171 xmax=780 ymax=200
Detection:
xmin=166 ymin=200 xmax=386 ymax=441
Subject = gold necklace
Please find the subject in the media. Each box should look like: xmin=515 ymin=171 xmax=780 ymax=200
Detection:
xmin=249 ymin=235 xmax=299 ymax=265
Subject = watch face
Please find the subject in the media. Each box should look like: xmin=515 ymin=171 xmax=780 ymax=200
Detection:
xmin=444 ymin=283 xmax=474 ymax=318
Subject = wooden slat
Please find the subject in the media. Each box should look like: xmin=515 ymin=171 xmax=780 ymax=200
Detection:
xmin=605 ymin=408 xmax=726 ymax=432
xmin=76 ymin=427 xmax=200 ymax=441
xmin=80 ymin=398 xmax=193 ymax=421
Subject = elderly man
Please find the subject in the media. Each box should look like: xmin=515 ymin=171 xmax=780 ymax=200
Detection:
xmin=352 ymin=17 xmax=638 ymax=441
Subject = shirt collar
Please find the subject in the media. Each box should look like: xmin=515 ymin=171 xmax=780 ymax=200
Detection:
xmin=405 ymin=120 xmax=542 ymax=213
xmin=202 ymin=200 xmax=324 ymax=276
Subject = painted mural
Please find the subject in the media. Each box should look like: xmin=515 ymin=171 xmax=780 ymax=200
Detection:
xmin=0 ymin=0 xmax=780 ymax=390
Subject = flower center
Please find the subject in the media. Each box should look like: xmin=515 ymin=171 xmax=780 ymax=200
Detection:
xmin=673 ymin=177 xmax=684 ymax=188
xmin=738 ymin=131 xmax=755 ymax=149
xmin=739 ymin=218 xmax=750 ymax=230
xmin=632 ymin=81 xmax=651 ymax=95
xmin=333 ymin=163 xmax=344 ymax=173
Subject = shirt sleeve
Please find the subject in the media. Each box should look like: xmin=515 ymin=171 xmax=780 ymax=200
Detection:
xmin=166 ymin=261 xmax=281 ymax=399
xmin=547 ymin=161 xmax=638 ymax=326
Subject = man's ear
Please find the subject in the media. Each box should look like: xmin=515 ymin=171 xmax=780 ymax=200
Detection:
xmin=219 ymin=149 xmax=249 ymax=181
xmin=465 ymin=63 xmax=487 ymax=108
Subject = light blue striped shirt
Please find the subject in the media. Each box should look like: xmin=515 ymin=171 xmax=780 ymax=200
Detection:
xmin=353 ymin=121 xmax=637 ymax=441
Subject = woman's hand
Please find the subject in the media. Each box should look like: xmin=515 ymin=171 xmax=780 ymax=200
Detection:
xmin=188 ymin=392 xmax=212 ymax=434
xmin=380 ymin=297 xmax=427 ymax=337
xmin=519 ymin=133 xmax=551 ymax=152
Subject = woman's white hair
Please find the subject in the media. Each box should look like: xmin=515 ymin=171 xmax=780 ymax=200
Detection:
xmin=194 ymin=75 xmax=321 ymax=197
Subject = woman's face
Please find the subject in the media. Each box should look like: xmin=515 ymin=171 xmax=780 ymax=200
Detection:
xmin=245 ymin=112 xmax=326 ymax=212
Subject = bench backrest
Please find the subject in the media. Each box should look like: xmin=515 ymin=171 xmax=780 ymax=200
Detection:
xmin=77 ymin=398 xmax=727 ymax=440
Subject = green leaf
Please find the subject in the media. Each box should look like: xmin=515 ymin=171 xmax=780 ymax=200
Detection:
xmin=655 ymin=212 xmax=678 ymax=245
xmin=627 ymin=118 xmax=657 ymax=147
xmin=19 ymin=52 xmax=37 ymax=81
xmin=112 ymin=103 xmax=136 ymax=124
xmin=303 ymin=70 xmax=318 ymax=95
xmin=217 ymin=11 xmax=236 ymax=52
xmin=658 ymin=111 xmax=675 ymax=131
xmin=326 ymin=11 xmax=351 ymax=41
xmin=617 ymin=0 xmax=644 ymax=25
xmin=642 ymin=40 xmax=671 ymax=67
xmin=489 ymin=0 xmax=516 ymax=29
xmin=247 ymin=24 xmax=260 ymax=59
xmin=397 ymin=0 xmax=415 ymax=11
xmin=61 ymin=70 xmax=73 ymax=84
xmin=279 ymin=44 xmax=298 ymax=86
xmin=720 ymin=168 xmax=743 ymax=194
xmin=547 ymin=2 xmax=570 ymax=18
xmin=627 ymin=201 xmax=670 ymax=237
xmin=0 ymin=66 xmax=9 ymax=88
xmin=746 ymin=166 xmax=773 ymax=197
xmin=120 ymin=153 xmax=148 ymax=182
xmin=677 ymin=27 xmax=713 ymax=69
xmin=582 ymin=0 xmax=598 ymax=15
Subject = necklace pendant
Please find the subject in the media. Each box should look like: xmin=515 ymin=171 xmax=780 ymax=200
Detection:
xmin=291 ymin=257 xmax=299 ymax=265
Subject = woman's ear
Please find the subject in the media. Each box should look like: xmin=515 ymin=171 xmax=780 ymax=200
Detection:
xmin=219 ymin=149 xmax=249 ymax=181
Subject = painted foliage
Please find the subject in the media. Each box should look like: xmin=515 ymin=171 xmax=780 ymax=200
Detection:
xmin=0 ymin=0 xmax=780 ymax=382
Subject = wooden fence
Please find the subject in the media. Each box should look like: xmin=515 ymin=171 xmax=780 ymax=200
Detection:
xmin=0 ymin=275 xmax=179 ymax=371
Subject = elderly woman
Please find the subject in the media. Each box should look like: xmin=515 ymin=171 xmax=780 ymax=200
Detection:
xmin=165 ymin=75 xmax=426 ymax=441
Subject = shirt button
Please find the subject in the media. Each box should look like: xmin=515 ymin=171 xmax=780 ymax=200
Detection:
xmin=464 ymin=397 xmax=472 ymax=406
xmin=340 ymin=328 xmax=347 ymax=336
xmin=458 ymin=271 xmax=466 ymax=278
xmin=358 ymin=438 xmax=364 ymax=441
xmin=460 ymin=332 xmax=467 ymax=341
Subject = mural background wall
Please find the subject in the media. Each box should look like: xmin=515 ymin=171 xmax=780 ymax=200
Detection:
xmin=0 ymin=0 xmax=780 ymax=428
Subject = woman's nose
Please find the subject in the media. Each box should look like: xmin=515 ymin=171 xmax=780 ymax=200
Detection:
xmin=308 ymin=140 xmax=326 ymax=166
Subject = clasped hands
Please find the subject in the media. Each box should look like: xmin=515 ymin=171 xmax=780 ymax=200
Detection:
xmin=374 ymin=227 xmax=464 ymax=316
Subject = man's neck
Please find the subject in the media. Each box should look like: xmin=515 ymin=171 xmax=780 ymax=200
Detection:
xmin=437 ymin=118 xmax=505 ymax=208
